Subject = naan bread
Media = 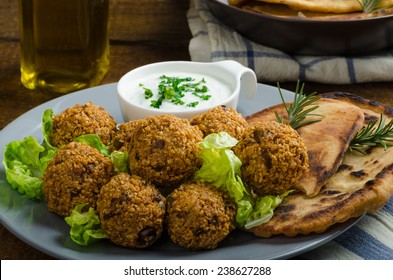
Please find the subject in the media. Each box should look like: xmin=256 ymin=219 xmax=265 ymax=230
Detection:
xmin=249 ymin=0 xmax=393 ymax=13
xmin=246 ymin=98 xmax=364 ymax=197
xmin=241 ymin=2 xmax=393 ymax=20
xmin=249 ymin=92 xmax=393 ymax=237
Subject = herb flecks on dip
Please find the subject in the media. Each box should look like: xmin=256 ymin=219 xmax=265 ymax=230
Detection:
xmin=130 ymin=73 xmax=231 ymax=111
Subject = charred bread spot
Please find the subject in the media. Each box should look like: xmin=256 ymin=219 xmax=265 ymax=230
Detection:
xmin=319 ymin=190 xmax=343 ymax=203
xmin=321 ymin=189 xmax=341 ymax=195
xmin=369 ymin=100 xmax=381 ymax=107
xmin=321 ymin=92 xmax=393 ymax=118
xmin=302 ymin=208 xmax=333 ymax=220
xmin=337 ymin=164 xmax=353 ymax=172
xmin=303 ymin=188 xmax=367 ymax=222
xmin=384 ymin=106 xmax=393 ymax=116
xmin=274 ymin=204 xmax=296 ymax=214
xmin=308 ymin=151 xmax=327 ymax=175
xmin=270 ymin=204 xmax=296 ymax=222
xmin=320 ymin=92 xmax=368 ymax=106
xmin=375 ymin=163 xmax=393 ymax=181
xmin=364 ymin=114 xmax=379 ymax=123
xmin=350 ymin=170 xmax=367 ymax=178
xmin=365 ymin=179 xmax=376 ymax=187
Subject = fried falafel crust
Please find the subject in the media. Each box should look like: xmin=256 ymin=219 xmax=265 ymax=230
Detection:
xmin=42 ymin=141 xmax=115 ymax=217
xmin=110 ymin=119 xmax=141 ymax=152
xmin=50 ymin=102 xmax=117 ymax=148
xmin=190 ymin=105 xmax=249 ymax=140
xmin=233 ymin=121 xmax=309 ymax=196
xmin=97 ymin=173 xmax=166 ymax=248
xmin=166 ymin=181 xmax=236 ymax=250
xmin=128 ymin=114 xmax=203 ymax=190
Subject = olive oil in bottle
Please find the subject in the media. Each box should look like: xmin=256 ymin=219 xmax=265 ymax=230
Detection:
xmin=18 ymin=0 xmax=110 ymax=94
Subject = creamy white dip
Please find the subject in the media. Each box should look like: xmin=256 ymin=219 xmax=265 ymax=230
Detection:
xmin=126 ymin=72 xmax=232 ymax=111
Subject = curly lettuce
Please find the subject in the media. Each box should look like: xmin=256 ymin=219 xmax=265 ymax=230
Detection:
xmin=2 ymin=136 xmax=55 ymax=200
xmin=64 ymin=204 xmax=107 ymax=246
xmin=110 ymin=150 xmax=129 ymax=173
xmin=244 ymin=191 xmax=292 ymax=229
xmin=74 ymin=134 xmax=128 ymax=172
xmin=74 ymin=134 xmax=111 ymax=157
xmin=41 ymin=108 xmax=58 ymax=154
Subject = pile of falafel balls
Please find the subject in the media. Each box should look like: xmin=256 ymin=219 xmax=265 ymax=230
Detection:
xmin=41 ymin=102 xmax=309 ymax=250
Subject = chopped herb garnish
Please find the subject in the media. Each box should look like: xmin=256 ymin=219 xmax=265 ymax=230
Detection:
xmin=193 ymin=90 xmax=211 ymax=101
xmin=143 ymin=87 xmax=153 ymax=99
xmin=150 ymin=96 xmax=164 ymax=109
xmin=141 ymin=75 xmax=211 ymax=109
xmin=187 ymin=102 xmax=199 ymax=108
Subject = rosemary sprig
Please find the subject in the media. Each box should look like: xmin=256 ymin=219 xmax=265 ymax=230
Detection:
xmin=349 ymin=114 xmax=393 ymax=154
xmin=275 ymin=81 xmax=324 ymax=130
xmin=359 ymin=0 xmax=381 ymax=13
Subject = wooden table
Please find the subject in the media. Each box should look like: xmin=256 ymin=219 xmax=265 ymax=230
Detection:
xmin=1 ymin=0 xmax=393 ymax=259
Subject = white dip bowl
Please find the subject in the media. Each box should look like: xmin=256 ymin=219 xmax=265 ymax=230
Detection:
xmin=117 ymin=60 xmax=257 ymax=121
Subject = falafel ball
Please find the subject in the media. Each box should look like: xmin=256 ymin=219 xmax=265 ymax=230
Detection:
xmin=110 ymin=119 xmax=141 ymax=152
xmin=50 ymin=102 xmax=117 ymax=148
xmin=233 ymin=121 xmax=309 ymax=196
xmin=128 ymin=114 xmax=203 ymax=190
xmin=97 ymin=173 xmax=166 ymax=248
xmin=190 ymin=105 xmax=249 ymax=140
xmin=166 ymin=181 xmax=236 ymax=250
xmin=42 ymin=141 xmax=115 ymax=217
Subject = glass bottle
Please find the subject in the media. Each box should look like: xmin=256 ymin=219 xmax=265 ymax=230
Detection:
xmin=18 ymin=0 xmax=110 ymax=94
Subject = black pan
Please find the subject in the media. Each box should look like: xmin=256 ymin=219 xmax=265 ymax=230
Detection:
xmin=206 ymin=0 xmax=393 ymax=55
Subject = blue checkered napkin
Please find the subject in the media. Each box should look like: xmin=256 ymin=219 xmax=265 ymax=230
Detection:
xmin=188 ymin=0 xmax=393 ymax=84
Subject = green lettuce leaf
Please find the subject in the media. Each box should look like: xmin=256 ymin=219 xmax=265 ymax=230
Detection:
xmin=2 ymin=136 xmax=51 ymax=200
xmin=195 ymin=132 xmax=246 ymax=199
xmin=75 ymin=134 xmax=129 ymax=172
xmin=244 ymin=190 xmax=292 ymax=229
xmin=194 ymin=132 xmax=252 ymax=225
xmin=74 ymin=134 xmax=111 ymax=157
xmin=41 ymin=109 xmax=58 ymax=154
xmin=64 ymin=204 xmax=107 ymax=246
xmin=110 ymin=150 xmax=129 ymax=173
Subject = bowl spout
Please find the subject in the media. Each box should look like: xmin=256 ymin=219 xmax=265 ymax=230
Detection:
xmin=213 ymin=60 xmax=257 ymax=99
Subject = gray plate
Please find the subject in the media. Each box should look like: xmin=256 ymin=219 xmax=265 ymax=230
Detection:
xmin=0 ymin=83 xmax=360 ymax=259
xmin=207 ymin=0 xmax=393 ymax=55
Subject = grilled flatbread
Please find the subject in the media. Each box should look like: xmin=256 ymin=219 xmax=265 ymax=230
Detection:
xmin=240 ymin=0 xmax=393 ymax=13
xmin=230 ymin=0 xmax=393 ymax=20
xmin=246 ymin=98 xmax=364 ymax=197
xmin=240 ymin=2 xmax=393 ymax=20
xmin=249 ymin=92 xmax=393 ymax=237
